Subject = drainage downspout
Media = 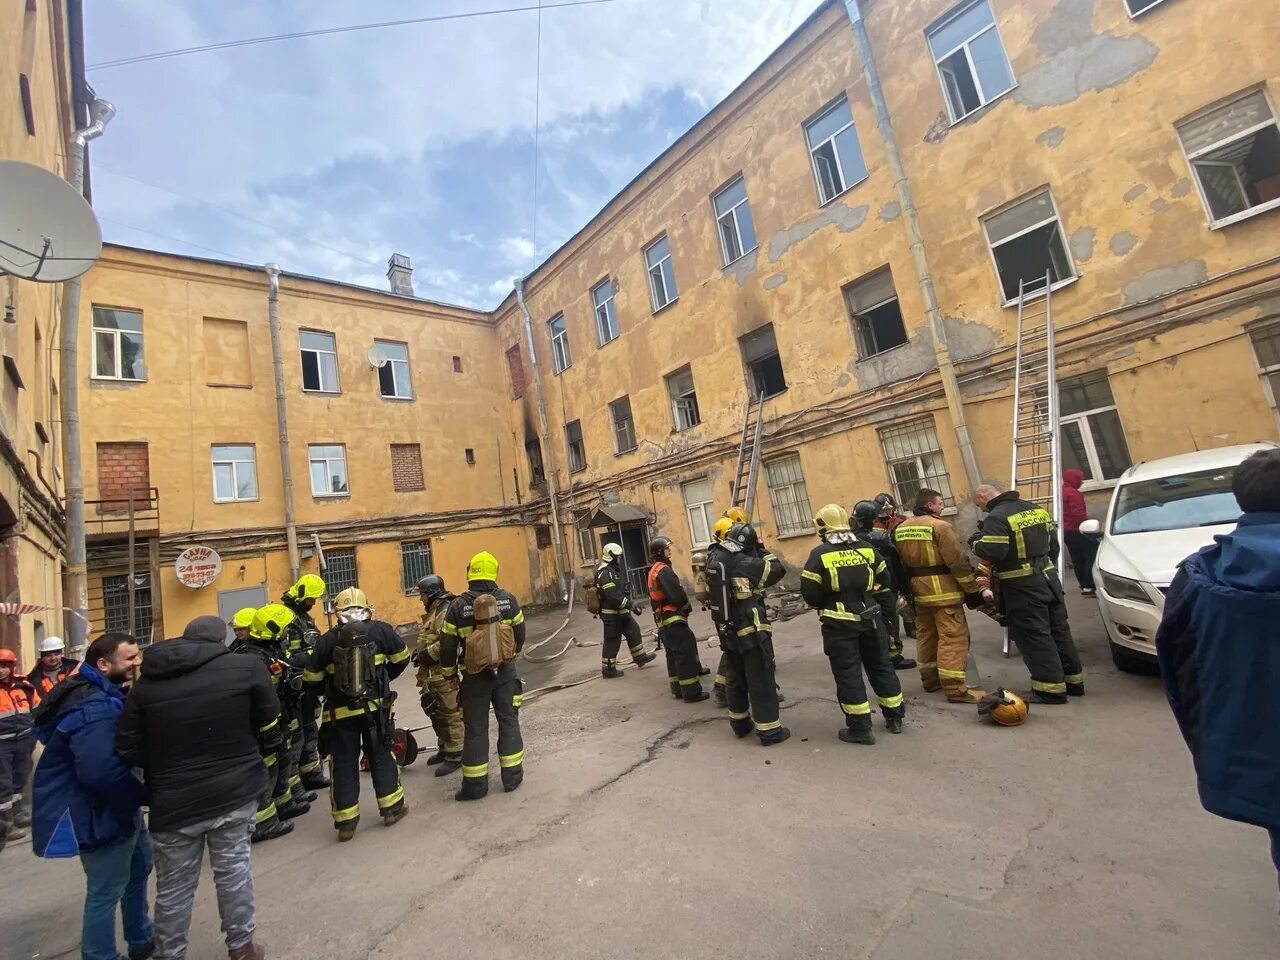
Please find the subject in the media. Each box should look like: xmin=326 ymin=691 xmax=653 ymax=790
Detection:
xmin=514 ymin=278 xmax=567 ymax=598
xmin=265 ymin=264 xmax=300 ymax=581
xmin=60 ymin=96 xmax=115 ymax=649
xmin=840 ymin=0 xmax=982 ymax=489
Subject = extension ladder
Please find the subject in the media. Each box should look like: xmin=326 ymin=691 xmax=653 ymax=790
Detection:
xmin=730 ymin=391 xmax=766 ymax=520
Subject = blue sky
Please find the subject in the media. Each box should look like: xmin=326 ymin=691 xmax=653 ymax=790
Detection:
xmin=83 ymin=0 xmax=818 ymax=309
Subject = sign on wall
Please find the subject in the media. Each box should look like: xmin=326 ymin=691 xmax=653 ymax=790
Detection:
xmin=175 ymin=545 xmax=222 ymax=589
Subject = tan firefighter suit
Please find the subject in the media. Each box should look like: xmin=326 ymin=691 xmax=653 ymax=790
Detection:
xmin=893 ymin=510 xmax=982 ymax=701
xmin=416 ymin=597 xmax=465 ymax=762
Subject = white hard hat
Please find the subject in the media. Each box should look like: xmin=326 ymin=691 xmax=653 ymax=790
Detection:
xmin=39 ymin=636 xmax=65 ymax=654
xmin=602 ymin=543 xmax=624 ymax=560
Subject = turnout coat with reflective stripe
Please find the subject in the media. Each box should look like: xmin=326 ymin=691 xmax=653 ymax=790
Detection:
xmin=437 ymin=582 xmax=526 ymax=676
xmin=303 ymin=620 xmax=410 ymax=722
xmin=800 ymin=534 xmax=887 ymax=625
xmin=720 ymin=548 xmax=786 ymax=639
xmin=647 ymin=559 xmax=691 ymax=627
xmin=972 ymin=491 xmax=1059 ymax=579
xmin=893 ymin=511 xmax=979 ymax=606
xmin=595 ymin=559 xmax=631 ymax=615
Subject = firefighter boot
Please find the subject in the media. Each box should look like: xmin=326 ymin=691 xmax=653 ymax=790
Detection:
xmin=433 ymin=754 xmax=463 ymax=777
xmin=456 ymin=777 xmax=489 ymax=802
xmin=251 ymin=819 xmax=294 ymax=844
xmin=838 ymin=717 xmax=876 ymax=745
xmin=301 ymin=769 xmax=331 ymax=790
xmin=885 ymin=715 xmax=904 ymax=735
xmin=892 ymin=655 xmax=917 ymax=670
xmin=502 ymin=766 xmax=524 ymax=793
xmin=1066 ymin=681 xmax=1086 ymax=697
xmin=632 ymin=650 xmax=657 ymax=667
xmin=947 ymin=687 xmax=987 ymax=705
xmin=713 ymin=685 xmax=728 ymax=708
xmin=383 ymin=804 xmax=408 ymax=827
xmin=602 ymin=664 xmax=625 ymax=679
xmin=277 ymin=800 xmax=311 ymax=820
xmin=775 ymin=684 xmax=785 ymax=703
xmin=758 ymin=726 xmax=791 ymax=747
xmin=1034 ymin=690 xmax=1069 ymax=705
xmin=728 ymin=716 xmax=753 ymax=739
xmin=337 ymin=824 xmax=356 ymax=843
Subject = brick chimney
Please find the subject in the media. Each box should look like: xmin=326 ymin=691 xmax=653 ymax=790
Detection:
xmin=386 ymin=253 xmax=413 ymax=295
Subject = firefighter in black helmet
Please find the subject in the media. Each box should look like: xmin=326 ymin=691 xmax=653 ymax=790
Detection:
xmin=646 ymin=537 xmax=707 ymax=702
xmin=853 ymin=499 xmax=916 ymax=670
xmin=414 ymin=574 xmax=464 ymax=776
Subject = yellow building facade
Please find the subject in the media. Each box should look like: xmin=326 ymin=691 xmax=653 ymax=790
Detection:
xmin=78 ymin=0 xmax=1280 ymax=634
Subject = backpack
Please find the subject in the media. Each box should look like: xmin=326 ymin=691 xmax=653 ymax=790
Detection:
xmin=464 ymin=592 xmax=517 ymax=673
xmin=704 ymin=554 xmax=733 ymax=625
xmin=331 ymin=624 xmax=379 ymax=700
xmin=582 ymin=573 xmax=602 ymax=616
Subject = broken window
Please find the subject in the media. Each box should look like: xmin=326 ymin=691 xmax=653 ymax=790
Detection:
xmin=565 ymin=419 xmax=586 ymax=473
xmin=804 ymin=97 xmax=867 ymax=204
xmin=712 ymin=176 xmax=758 ymax=265
xmin=739 ymin=324 xmax=787 ymax=399
xmin=1177 ymin=88 xmax=1280 ymax=227
xmin=525 ymin=437 xmax=545 ymax=486
xmin=645 ymin=236 xmax=678 ymax=311
xmin=927 ymin=0 xmax=1015 ymax=123
xmin=609 ymin=395 xmax=637 ymax=454
xmin=982 ymin=189 xmax=1076 ymax=304
xmin=666 ymin=365 xmax=701 ymax=431
xmin=592 ymin=278 xmax=619 ymax=345
xmin=548 ymin=314 xmax=571 ymax=373
xmin=844 ymin=268 xmax=909 ymax=358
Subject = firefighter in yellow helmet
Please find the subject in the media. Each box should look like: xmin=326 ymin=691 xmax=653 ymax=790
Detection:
xmin=281 ymin=573 xmax=330 ymax=789
xmin=304 ymin=587 xmax=410 ymax=841
xmin=232 ymin=607 xmax=256 ymax=644
xmin=439 ymin=552 xmax=526 ymax=801
xmin=594 ymin=543 xmax=657 ymax=678
xmin=708 ymin=515 xmax=736 ymax=708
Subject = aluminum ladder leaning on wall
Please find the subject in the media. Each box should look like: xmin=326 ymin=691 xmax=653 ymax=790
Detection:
xmin=730 ymin=391 xmax=767 ymax=521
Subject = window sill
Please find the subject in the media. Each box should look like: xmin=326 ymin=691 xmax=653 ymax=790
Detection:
xmin=817 ymin=174 xmax=868 ymax=209
xmin=90 ymin=376 xmax=146 ymax=385
xmin=1207 ymin=198 xmax=1280 ymax=230
xmin=651 ymin=297 xmax=680 ymax=317
xmin=214 ymin=498 xmax=260 ymax=505
xmin=570 ymin=466 xmax=587 ymax=475
xmin=720 ymin=245 xmax=759 ymax=270
xmin=1079 ymin=479 xmax=1119 ymax=494
xmin=301 ymin=388 xmax=342 ymax=396
xmin=774 ymin=529 xmax=816 ymax=541
xmin=379 ymin=394 xmax=415 ymax=402
xmin=614 ymin=447 xmax=638 ymax=458
xmin=597 ymin=336 xmax=619 ymax=349
xmin=312 ymin=494 xmax=350 ymax=501
xmin=855 ymin=340 xmax=911 ymax=364
xmin=946 ymin=86 xmax=1017 ymax=128
xmin=1000 ymin=274 xmax=1079 ymax=308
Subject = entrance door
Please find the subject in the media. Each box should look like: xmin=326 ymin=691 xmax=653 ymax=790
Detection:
xmin=217 ymin=585 xmax=268 ymax=644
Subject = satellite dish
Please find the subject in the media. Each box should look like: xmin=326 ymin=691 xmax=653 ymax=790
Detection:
xmin=0 ymin=160 xmax=102 ymax=282
xmin=367 ymin=344 xmax=390 ymax=369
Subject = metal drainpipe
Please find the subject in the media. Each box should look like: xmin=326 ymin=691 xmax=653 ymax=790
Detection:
xmin=60 ymin=97 xmax=115 ymax=650
xmin=514 ymin=278 xmax=567 ymax=598
xmin=265 ymin=264 xmax=300 ymax=581
xmin=840 ymin=0 xmax=982 ymax=489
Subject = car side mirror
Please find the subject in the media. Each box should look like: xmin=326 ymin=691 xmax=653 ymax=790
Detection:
xmin=1078 ymin=519 xmax=1101 ymax=536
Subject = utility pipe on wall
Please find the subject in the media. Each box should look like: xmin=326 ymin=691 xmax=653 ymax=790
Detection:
xmin=840 ymin=0 xmax=982 ymax=489
xmin=265 ymin=264 xmax=300 ymax=581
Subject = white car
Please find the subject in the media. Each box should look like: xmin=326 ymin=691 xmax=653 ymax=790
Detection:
xmin=1080 ymin=441 xmax=1278 ymax=673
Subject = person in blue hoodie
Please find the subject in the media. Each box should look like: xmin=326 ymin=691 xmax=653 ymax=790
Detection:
xmin=32 ymin=631 xmax=153 ymax=960
xmin=1156 ymin=446 xmax=1280 ymax=891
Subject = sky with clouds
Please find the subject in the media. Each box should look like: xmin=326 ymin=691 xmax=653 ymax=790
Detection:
xmin=83 ymin=0 xmax=820 ymax=309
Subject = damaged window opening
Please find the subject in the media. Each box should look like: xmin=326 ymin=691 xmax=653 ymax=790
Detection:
xmin=375 ymin=340 xmax=412 ymax=399
xmin=739 ymin=324 xmax=787 ymax=398
xmin=565 ymin=419 xmax=586 ymax=473
xmin=1247 ymin=321 xmax=1280 ymax=424
xmin=525 ymin=437 xmax=545 ymax=486
xmin=926 ymin=0 xmax=1016 ymax=124
xmin=804 ymin=96 xmax=867 ymax=204
xmin=592 ymin=279 xmax=619 ymax=346
xmin=1177 ymin=88 xmax=1280 ymax=228
xmin=575 ymin=509 xmax=597 ymax=563
xmin=300 ymin=330 xmax=339 ymax=393
xmin=666 ymin=365 xmax=701 ymax=431
xmin=982 ymin=188 xmax=1077 ymax=304
xmin=645 ymin=235 xmax=678 ymax=311
xmin=712 ymin=176 xmax=758 ymax=265
xmin=610 ymin=395 xmax=637 ymax=454
xmin=844 ymin=268 xmax=909 ymax=358
xmin=548 ymin=314 xmax=572 ymax=373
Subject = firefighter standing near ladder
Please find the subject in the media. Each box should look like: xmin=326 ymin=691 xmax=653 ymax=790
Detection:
xmin=710 ymin=508 xmax=747 ymax=707
xmin=852 ymin=500 xmax=917 ymax=671
xmin=439 ymin=552 xmax=527 ymax=801
xmin=893 ymin=488 xmax=987 ymax=704
xmin=595 ymin=543 xmax=657 ymax=678
xmin=413 ymin=574 xmax=465 ymax=777
xmin=803 ymin=504 xmax=905 ymax=744
xmin=971 ymin=484 xmax=1084 ymax=704
xmin=647 ymin=537 xmax=708 ymax=702
xmin=280 ymin=574 xmax=331 ymax=790
xmin=305 ymin=588 xmax=409 ymax=840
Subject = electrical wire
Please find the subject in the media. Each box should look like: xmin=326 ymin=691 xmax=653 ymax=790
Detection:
xmin=87 ymin=0 xmax=623 ymax=70
xmin=97 ymin=215 xmax=258 ymax=263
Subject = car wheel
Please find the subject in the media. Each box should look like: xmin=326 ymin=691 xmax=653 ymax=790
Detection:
xmin=1110 ymin=641 xmax=1156 ymax=675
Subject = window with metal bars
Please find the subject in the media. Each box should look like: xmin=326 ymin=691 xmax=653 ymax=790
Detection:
xmin=103 ymin=573 xmax=153 ymax=644
xmin=323 ymin=549 xmax=358 ymax=597
xmin=764 ymin=455 xmax=813 ymax=536
xmin=878 ymin=419 xmax=954 ymax=508
xmin=400 ymin=541 xmax=433 ymax=593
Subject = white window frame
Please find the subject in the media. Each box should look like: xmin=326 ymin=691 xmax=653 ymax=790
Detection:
xmin=91 ymin=306 xmax=145 ymax=381
xmin=1125 ymin=0 xmax=1172 ymax=17
xmin=982 ymin=189 xmax=1078 ymax=306
xmin=548 ymin=314 xmax=572 ymax=374
xmin=927 ymin=0 xmax=1017 ymax=124
xmin=375 ymin=339 xmax=413 ymax=399
xmin=1176 ymin=88 xmax=1280 ymax=230
xmin=644 ymin=236 xmax=678 ymax=312
xmin=300 ymin=329 xmax=340 ymax=393
xmin=878 ymin=418 xmax=955 ymax=508
xmin=592 ymin=279 xmax=619 ymax=346
xmin=804 ymin=97 xmax=867 ymax=205
xmin=610 ymin=396 xmax=637 ymax=454
xmin=1059 ymin=410 xmax=1126 ymax=492
xmin=308 ymin=444 xmax=349 ymax=498
xmin=682 ymin=478 xmax=716 ymax=548
xmin=764 ymin=454 xmax=814 ymax=537
xmin=1247 ymin=320 xmax=1280 ymax=431
xmin=210 ymin=444 xmax=258 ymax=503
xmin=712 ymin=176 xmax=757 ymax=266
xmin=666 ymin=366 xmax=701 ymax=432
xmin=575 ymin=510 xmax=598 ymax=565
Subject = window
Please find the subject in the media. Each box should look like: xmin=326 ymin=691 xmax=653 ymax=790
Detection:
xmin=525 ymin=438 xmax=545 ymax=486
xmin=103 ymin=573 xmax=153 ymax=643
xmin=465 ymin=447 xmax=476 ymax=465
xmin=805 ymin=97 xmax=868 ymax=204
xmin=682 ymin=477 xmax=716 ymax=547
xmin=645 ymin=236 xmax=679 ymax=311
xmin=323 ymin=549 xmax=358 ymax=597
xmin=575 ymin=509 xmax=598 ymax=563
xmin=927 ymin=0 xmax=1016 ymax=123
xmin=308 ymin=444 xmax=349 ymax=496
xmin=610 ymin=396 xmax=637 ymax=454
xmin=300 ymin=330 xmax=340 ymax=392
xmin=713 ymin=176 xmax=758 ymax=265
xmin=764 ymin=455 xmax=813 ymax=536
xmin=982 ymin=189 xmax=1076 ymax=304
xmin=211 ymin=445 xmax=258 ymax=502
xmin=565 ymin=420 xmax=586 ymax=473
xmin=1057 ymin=371 xmax=1132 ymax=484
xmin=1125 ymin=0 xmax=1169 ymax=15
xmin=452 ymin=355 xmax=463 ymax=373
xmin=666 ymin=366 xmax=701 ymax=431
xmin=506 ymin=344 xmax=526 ymax=399
xmin=390 ymin=443 xmax=424 ymax=492
xmin=1249 ymin=321 xmax=1280 ymax=421
xmin=739 ymin=324 xmax=787 ymax=398
xmin=91 ymin=307 xmax=145 ymax=381
xmin=548 ymin=314 xmax=571 ymax=374
xmin=844 ymin=268 xmax=909 ymax=357
xmin=1177 ymin=88 xmax=1280 ymax=228
xmin=878 ymin=419 xmax=954 ymax=507
xmin=535 ymin=525 xmax=553 ymax=549
xmin=401 ymin=541 xmax=433 ymax=593
xmin=376 ymin=340 xmax=412 ymax=399
xmin=592 ymin=279 xmax=619 ymax=346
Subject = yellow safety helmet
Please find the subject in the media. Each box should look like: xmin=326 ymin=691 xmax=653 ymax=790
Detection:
xmin=333 ymin=587 xmax=370 ymax=611
xmin=249 ymin=603 xmax=295 ymax=640
xmin=285 ymin=573 xmax=326 ymax=602
xmin=813 ymin=503 xmax=850 ymax=534
xmin=231 ymin=607 xmax=257 ymax=629
xmin=722 ymin=507 xmax=748 ymax=525
xmin=467 ymin=551 xmax=499 ymax=582
xmin=712 ymin=516 xmax=734 ymax=542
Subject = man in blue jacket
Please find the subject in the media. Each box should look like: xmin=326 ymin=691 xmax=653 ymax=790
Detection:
xmin=32 ymin=631 xmax=153 ymax=960
xmin=1156 ymin=446 xmax=1280 ymax=890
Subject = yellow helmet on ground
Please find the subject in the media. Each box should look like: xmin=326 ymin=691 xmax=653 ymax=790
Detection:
xmin=712 ymin=516 xmax=734 ymax=542
xmin=722 ymin=507 xmax=748 ymax=524
xmin=285 ymin=573 xmax=326 ymax=602
xmin=334 ymin=587 xmax=370 ymax=611
xmin=978 ymin=688 xmax=1030 ymax=727
xmin=467 ymin=551 xmax=499 ymax=582
xmin=249 ymin=603 xmax=295 ymax=640
xmin=813 ymin=503 xmax=850 ymax=534
xmin=231 ymin=607 xmax=257 ymax=629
